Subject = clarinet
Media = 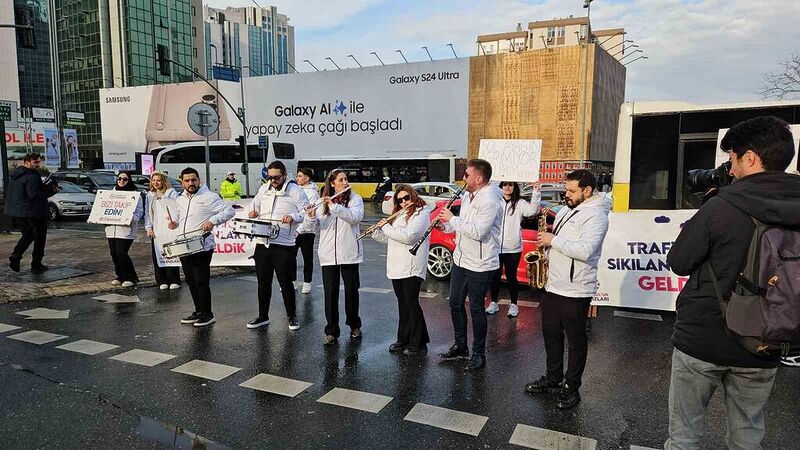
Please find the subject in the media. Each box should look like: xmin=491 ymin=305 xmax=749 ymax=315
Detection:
xmin=409 ymin=186 xmax=465 ymax=255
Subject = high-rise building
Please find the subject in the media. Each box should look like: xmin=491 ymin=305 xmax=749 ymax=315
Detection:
xmin=204 ymin=5 xmax=295 ymax=79
xmin=14 ymin=0 xmax=52 ymax=110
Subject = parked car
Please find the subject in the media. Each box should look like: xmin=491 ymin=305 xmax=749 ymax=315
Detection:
xmin=51 ymin=170 xmax=117 ymax=193
xmin=522 ymin=183 xmax=565 ymax=206
xmin=47 ymin=181 xmax=95 ymax=220
xmin=426 ymin=198 xmax=561 ymax=281
xmin=381 ymin=182 xmax=461 ymax=215
xmin=129 ymin=174 xmax=184 ymax=194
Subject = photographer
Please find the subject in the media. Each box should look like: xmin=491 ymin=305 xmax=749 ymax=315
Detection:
xmin=664 ymin=117 xmax=800 ymax=449
xmin=5 ymin=153 xmax=50 ymax=272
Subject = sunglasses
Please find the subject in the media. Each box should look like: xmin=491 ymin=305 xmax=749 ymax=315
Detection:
xmin=266 ymin=175 xmax=284 ymax=181
xmin=395 ymin=195 xmax=410 ymax=203
xmin=117 ymin=177 xmax=129 ymax=181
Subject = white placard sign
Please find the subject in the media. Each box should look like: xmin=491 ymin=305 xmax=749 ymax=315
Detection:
xmin=716 ymin=125 xmax=800 ymax=173
xmin=592 ymin=210 xmax=698 ymax=311
xmin=478 ymin=139 xmax=541 ymax=182
xmin=87 ymin=190 xmax=141 ymax=225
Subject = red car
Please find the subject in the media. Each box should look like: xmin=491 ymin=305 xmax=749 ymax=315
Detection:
xmin=426 ymin=199 xmax=561 ymax=283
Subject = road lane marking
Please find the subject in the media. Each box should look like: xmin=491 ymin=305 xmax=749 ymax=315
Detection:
xmin=56 ymin=339 xmax=120 ymax=355
xmin=317 ymin=387 xmax=393 ymax=413
xmin=171 ymin=359 xmax=242 ymax=381
xmin=509 ymin=424 xmax=597 ymax=449
xmin=0 ymin=323 xmax=22 ymax=333
xmin=6 ymin=330 xmax=68 ymax=345
xmin=110 ymin=349 xmax=177 ymax=367
xmin=403 ymin=403 xmax=488 ymax=436
xmin=240 ymin=373 xmax=313 ymax=397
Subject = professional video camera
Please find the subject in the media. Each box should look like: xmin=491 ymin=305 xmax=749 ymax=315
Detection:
xmin=684 ymin=161 xmax=732 ymax=205
xmin=42 ymin=175 xmax=61 ymax=198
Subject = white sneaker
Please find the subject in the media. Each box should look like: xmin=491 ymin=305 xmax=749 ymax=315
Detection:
xmin=121 ymin=281 xmax=135 ymax=288
xmin=111 ymin=279 xmax=121 ymax=285
xmin=508 ymin=303 xmax=519 ymax=318
xmin=293 ymin=281 xmax=300 ymax=290
xmin=159 ymin=284 xmax=169 ymax=290
xmin=781 ymin=355 xmax=800 ymax=367
xmin=169 ymin=283 xmax=181 ymax=290
xmin=301 ymin=282 xmax=312 ymax=294
xmin=485 ymin=302 xmax=499 ymax=315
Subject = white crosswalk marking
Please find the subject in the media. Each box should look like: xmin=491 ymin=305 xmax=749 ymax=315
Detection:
xmin=0 ymin=323 xmax=21 ymax=333
xmin=56 ymin=339 xmax=120 ymax=355
xmin=6 ymin=330 xmax=68 ymax=345
xmin=239 ymin=373 xmax=313 ymax=397
xmin=509 ymin=424 xmax=597 ymax=449
xmin=93 ymin=293 xmax=141 ymax=304
xmin=317 ymin=387 xmax=393 ymax=413
xmin=171 ymin=359 xmax=242 ymax=381
xmin=403 ymin=403 xmax=488 ymax=436
xmin=613 ymin=311 xmax=663 ymax=322
xmin=110 ymin=349 xmax=177 ymax=367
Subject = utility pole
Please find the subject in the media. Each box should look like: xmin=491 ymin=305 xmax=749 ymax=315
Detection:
xmin=47 ymin=0 xmax=66 ymax=169
xmin=580 ymin=0 xmax=593 ymax=168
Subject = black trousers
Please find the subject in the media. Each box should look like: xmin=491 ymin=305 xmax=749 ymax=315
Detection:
xmin=150 ymin=240 xmax=181 ymax=285
xmin=108 ymin=238 xmax=138 ymax=282
xmin=292 ymin=233 xmax=315 ymax=283
xmin=541 ymin=291 xmax=591 ymax=389
xmin=391 ymin=276 xmax=430 ymax=348
xmin=11 ymin=217 xmax=48 ymax=265
xmin=322 ymin=264 xmax=361 ymax=338
xmin=253 ymin=243 xmax=296 ymax=319
xmin=489 ymin=252 xmax=522 ymax=304
xmin=180 ymin=250 xmax=214 ymax=314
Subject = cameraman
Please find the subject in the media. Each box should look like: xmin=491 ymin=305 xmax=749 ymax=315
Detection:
xmin=665 ymin=116 xmax=800 ymax=449
xmin=5 ymin=153 xmax=50 ymax=272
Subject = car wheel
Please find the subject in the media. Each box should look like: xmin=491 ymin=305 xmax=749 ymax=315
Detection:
xmin=48 ymin=203 xmax=60 ymax=221
xmin=428 ymin=244 xmax=453 ymax=280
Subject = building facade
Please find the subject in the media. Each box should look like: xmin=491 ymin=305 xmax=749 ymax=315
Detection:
xmin=204 ymin=5 xmax=295 ymax=79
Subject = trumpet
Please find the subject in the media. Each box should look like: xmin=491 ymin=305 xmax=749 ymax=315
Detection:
xmin=357 ymin=205 xmax=410 ymax=240
xmin=409 ymin=186 xmax=465 ymax=255
xmin=306 ymin=186 xmax=351 ymax=211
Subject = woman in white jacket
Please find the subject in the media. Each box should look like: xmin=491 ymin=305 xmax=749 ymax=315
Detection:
xmin=105 ymin=172 xmax=144 ymax=287
xmin=313 ymin=169 xmax=364 ymax=345
xmin=486 ymin=182 xmax=540 ymax=318
xmin=292 ymin=167 xmax=319 ymax=294
xmin=371 ymin=185 xmax=431 ymax=355
xmin=144 ymin=171 xmax=181 ymax=290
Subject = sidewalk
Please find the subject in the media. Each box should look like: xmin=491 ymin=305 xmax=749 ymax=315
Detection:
xmin=0 ymin=230 xmax=248 ymax=303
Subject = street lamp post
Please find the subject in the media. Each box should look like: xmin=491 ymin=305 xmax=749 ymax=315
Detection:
xmin=347 ymin=55 xmax=362 ymax=68
xmin=421 ymin=46 xmax=433 ymax=61
xmin=303 ymin=59 xmax=320 ymax=72
xmin=624 ymin=55 xmax=648 ymax=66
xmin=325 ymin=57 xmax=341 ymax=70
xmin=579 ymin=0 xmax=594 ymax=167
xmin=619 ymin=49 xmax=643 ymax=62
xmin=370 ymin=52 xmax=384 ymax=65
xmin=447 ymin=43 xmax=458 ymax=58
xmin=395 ymin=50 xmax=408 ymax=63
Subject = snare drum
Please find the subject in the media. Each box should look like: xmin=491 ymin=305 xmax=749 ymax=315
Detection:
xmin=161 ymin=235 xmax=206 ymax=258
xmin=232 ymin=218 xmax=281 ymax=239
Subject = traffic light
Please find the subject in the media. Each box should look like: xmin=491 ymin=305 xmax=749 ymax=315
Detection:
xmin=156 ymin=44 xmax=170 ymax=76
xmin=14 ymin=6 xmax=36 ymax=50
xmin=235 ymin=135 xmax=246 ymax=156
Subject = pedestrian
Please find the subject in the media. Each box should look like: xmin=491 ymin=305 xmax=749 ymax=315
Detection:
xmin=435 ymin=159 xmax=503 ymax=371
xmin=5 ymin=153 xmax=50 ymax=272
xmin=313 ymin=169 xmax=364 ymax=345
xmin=526 ymin=169 xmax=611 ymax=409
xmin=246 ymin=161 xmax=309 ymax=331
xmin=292 ymin=167 xmax=319 ymax=294
xmin=664 ymin=116 xmax=800 ymax=449
xmin=486 ymin=181 xmax=540 ymax=318
xmin=168 ymin=167 xmax=235 ymax=327
xmin=106 ymin=171 xmax=144 ymax=288
xmin=144 ymin=171 xmax=181 ymax=290
xmin=219 ymin=171 xmax=243 ymax=200
xmin=370 ymin=184 xmax=431 ymax=355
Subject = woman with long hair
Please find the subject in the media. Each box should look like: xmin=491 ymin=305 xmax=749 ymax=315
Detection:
xmin=486 ymin=181 xmax=539 ymax=317
xmin=370 ymin=184 xmax=431 ymax=355
xmin=144 ymin=171 xmax=181 ymax=290
xmin=313 ymin=169 xmax=364 ymax=345
xmin=293 ymin=167 xmax=319 ymax=294
xmin=105 ymin=171 xmax=144 ymax=288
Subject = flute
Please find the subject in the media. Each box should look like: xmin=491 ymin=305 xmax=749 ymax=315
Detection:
xmin=306 ymin=186 xmax=352 ymax=211
xmin=409 ymin=186 xmax=465 ymax=255
xmin=356 ymin=205 xmax=410 ymax=240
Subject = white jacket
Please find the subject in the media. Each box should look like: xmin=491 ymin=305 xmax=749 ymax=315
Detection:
xmin=248 ymin=181 xmax=308 ymax=247
xmin=105 ymin=192 xmax=144 ymax=240
xmin=442 ymin=184 xmax=503 ymax=272
xmin=372 ymin=206 xmax=431 ymax=280
xmin=545 ymin=192 xmax=612 ymax=298
xmin=144 ymin=188 xmax=179 ymax=232
xmin=316 ymin=192 xmax=364 ymax=266
xmin=296 ymin=183 xmax=320 ymax=235
xmin=499 ymin=194 xmax=540 ymax=254
xmin=173 ymin=185 xmax=235 ymax=252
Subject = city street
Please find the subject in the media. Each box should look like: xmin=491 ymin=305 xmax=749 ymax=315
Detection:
xmin=1 ymin=235 xmax=798 ymax=449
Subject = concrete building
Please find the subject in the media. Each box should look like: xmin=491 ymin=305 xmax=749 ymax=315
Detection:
xmin=204 ymin=5 xmax=295 ymax=79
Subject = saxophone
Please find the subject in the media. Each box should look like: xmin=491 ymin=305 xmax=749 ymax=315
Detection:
xmin=524 ymin=202 xmax=561 ymax=289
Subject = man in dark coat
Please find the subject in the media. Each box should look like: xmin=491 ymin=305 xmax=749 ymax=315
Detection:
xmin=5 ymin=153 xmax=50 ymax=272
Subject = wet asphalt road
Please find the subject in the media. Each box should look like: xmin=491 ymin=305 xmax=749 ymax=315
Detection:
xmin=2 ymin=220 xmax=799 ymax=449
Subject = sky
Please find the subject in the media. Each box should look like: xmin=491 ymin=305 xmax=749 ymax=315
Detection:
xmin=204 ymin=0 xmax=800 ymax=104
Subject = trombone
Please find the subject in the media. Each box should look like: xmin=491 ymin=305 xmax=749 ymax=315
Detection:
xmin=357 ymin=205 xmax=411 ymax=240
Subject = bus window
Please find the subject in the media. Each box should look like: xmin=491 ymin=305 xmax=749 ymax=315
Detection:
xmin=629 ymin=114 xmax=679 ymax=210
xmin=160 ymin=145 xmax=204 ymax=164
xmin=428 ymin=159 xmax=449 ymax=182
xmin=247 ymin=144 xmax=264 ymax=163
xmin=210 ymin=145 xmax=242 ymax=163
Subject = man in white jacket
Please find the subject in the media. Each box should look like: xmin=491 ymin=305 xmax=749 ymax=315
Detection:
xmin=527 ymin=169 xmax=610 ymax=409
xmin=246 ymin=161 xmax=309 ymax=331
xmin=436 ymin=159 xmax=503 ymax=371
xmin=168 ymin=167 xmax=235 ymax=327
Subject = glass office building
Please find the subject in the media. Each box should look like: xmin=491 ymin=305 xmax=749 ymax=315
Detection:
xmin=14 ymin=0 xmax=52 ymax=110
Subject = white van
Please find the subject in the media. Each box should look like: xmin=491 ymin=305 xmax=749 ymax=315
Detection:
xmin=152 ymin=140 xmax=296 ymax=197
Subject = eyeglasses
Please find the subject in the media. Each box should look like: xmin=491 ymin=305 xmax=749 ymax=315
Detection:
xmin=117 ymin=177 xmax=129 ymax=181
xmin=395 ymin=195 xmax=410 ymax=203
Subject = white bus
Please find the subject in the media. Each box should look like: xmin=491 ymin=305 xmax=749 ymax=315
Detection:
xmin=152 ymin=140 xmax=296 ymax=196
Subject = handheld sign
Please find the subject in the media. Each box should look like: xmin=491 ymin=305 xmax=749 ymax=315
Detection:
xmin=87 ymin=190 xmax=141 ymax=225
xmin=478 ymin=139 xmax=542 ymax=182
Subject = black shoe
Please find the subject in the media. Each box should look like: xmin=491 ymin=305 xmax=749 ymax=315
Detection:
xmin=247 ymin=317 xmax=270 ymax=329
xmin=9 ymin=257 xmax=20 ymax=273
xmin=180 ymin=311 xmax=201 ymax=324
xmin=464 ymin=354 xmax=486 ymax=371
xmin=439 ymin=344 xmax=469 ymax=360
xmin=193 ymin=314 xmax=216 ymax=327
xmin=350 ymin=328 xmax=362 ymax=339
xmin=525 ymin=376 xmax=563 ymax=394
xmin=30 ymin=264 xmax=49 ymax=273
xmin=403 ymin=345 xmax=427 ymax=356
xmin=389 ymin=342 xmax=406 ymax=353
xmin=557 ymin=384 xmax=581 ymax=409
xmin=288 ymin=317 xmax=300 ymax=331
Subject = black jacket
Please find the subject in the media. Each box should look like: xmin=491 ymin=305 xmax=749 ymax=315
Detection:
xmin=4 ymin=166 xmax=49 ymax=218
xmin=667 ymin=171 xmax=800 ymax=368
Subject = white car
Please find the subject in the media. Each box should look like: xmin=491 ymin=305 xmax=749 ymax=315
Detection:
xmin=48 ymin=181 xmax=96 ymax=220
xmin=381 ymin=182 xmax=462 ymax=215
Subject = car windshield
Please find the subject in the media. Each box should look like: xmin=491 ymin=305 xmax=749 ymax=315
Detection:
xmin=58 ymin=182 xmax=88 ymax=193
xmin=91 ymin=173 xmax=117 ymax=185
